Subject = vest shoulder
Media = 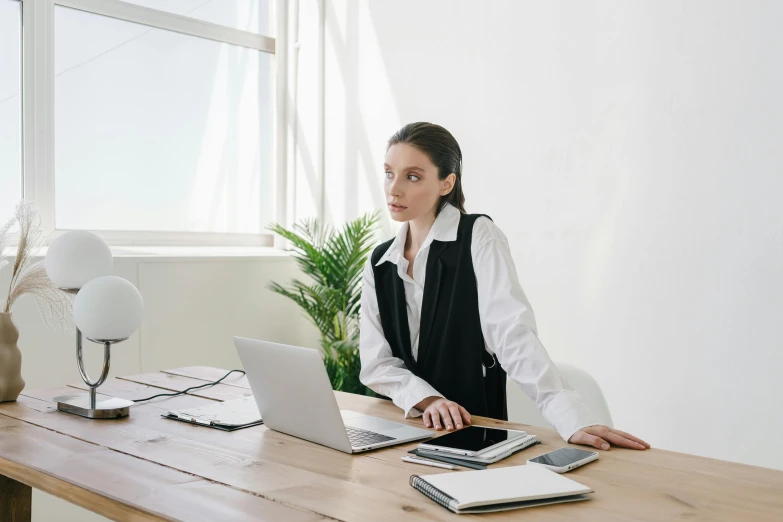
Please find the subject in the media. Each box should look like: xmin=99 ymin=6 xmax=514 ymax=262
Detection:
xmin=370 ymin=238 xmax=395 ymax=265
xmin=465 ymin=211 xmax=493 ymax=220
xmin=458 ymin=212 xmax=494 ymax=233
xmin=464 ymin=212 xmax=492 ymax=223
xmin=469 ymin=214 xmax=507 ymax=243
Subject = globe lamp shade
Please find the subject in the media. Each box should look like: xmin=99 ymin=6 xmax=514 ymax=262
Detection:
xmin=73 ymin=276 xmax=143 ymax=341
xmin=45 ymin=231 xmax=113 ymax=290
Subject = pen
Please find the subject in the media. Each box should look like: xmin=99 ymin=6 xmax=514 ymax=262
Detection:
xmin=401 ymin=456 xmax=459 ymax=470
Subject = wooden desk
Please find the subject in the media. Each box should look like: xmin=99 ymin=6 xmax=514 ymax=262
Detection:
xmin=1 ymin=366 xmax=781 ymax=521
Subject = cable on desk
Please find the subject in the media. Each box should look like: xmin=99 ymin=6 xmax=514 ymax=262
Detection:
xmin=132 ymin=370 xmax=246 ymax=403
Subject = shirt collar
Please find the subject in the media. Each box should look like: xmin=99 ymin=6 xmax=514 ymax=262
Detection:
xmin=375 ymin=203 xmax=461 ymax=266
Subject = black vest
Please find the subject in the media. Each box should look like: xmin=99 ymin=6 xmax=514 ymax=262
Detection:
xmin=370 ymin=212 xmax=508 ymax=420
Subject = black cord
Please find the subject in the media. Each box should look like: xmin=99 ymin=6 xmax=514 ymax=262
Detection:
xmin=132 ymin=370 xmax=246 ymax=403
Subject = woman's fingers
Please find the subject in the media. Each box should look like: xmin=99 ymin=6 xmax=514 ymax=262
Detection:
xmin=429 ymin=408 xmax=443 ymax=430
xmin=609 ymin=428 xmax=651 ymax=448
xmin=448 ymin=404 xmax=464 ymax=429
xmin=587 ymin=434 xmax=610 ymax=450
xmin=575 ymin=426 xmax=649 ymax=451
xmin=573 ymin=430 xmax=610 ymax=450
xmin=423 ymin=400 xmax=471 ymax=431
xmin=438 ymin=406 xmax=456 ymax=430
xmin=603 ymin=430 xmax=647 ymax=450
xmin=457 ymin=405 xmax=471 ymax=426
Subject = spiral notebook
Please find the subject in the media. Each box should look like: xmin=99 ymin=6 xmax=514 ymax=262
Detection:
xmin=410 ymin=464 xmax=593 ymax=514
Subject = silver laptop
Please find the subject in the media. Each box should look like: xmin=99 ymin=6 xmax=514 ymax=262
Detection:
xmin=234 ymin=337 xmax=432 ymax=454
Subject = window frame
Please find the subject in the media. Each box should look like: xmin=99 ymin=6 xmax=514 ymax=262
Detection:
xmin=18 ymin=0 xmax=288 ymax=247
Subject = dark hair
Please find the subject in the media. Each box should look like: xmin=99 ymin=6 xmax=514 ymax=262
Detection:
xmin=387 ymin=122 xmax=466 ymax=216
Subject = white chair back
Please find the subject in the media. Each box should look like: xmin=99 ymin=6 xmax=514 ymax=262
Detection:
xmin=505 ymin=362 xmax=613 ymax=429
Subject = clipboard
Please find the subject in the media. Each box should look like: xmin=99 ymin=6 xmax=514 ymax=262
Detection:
xmin=162 ymin=395 xmax=263 ymax=431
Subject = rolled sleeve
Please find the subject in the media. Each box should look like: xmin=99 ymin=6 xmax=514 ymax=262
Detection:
xmin=540 ymin=390 xmax=604 ymax=442
xmin=472 ymin=219 xmax=604 ymax=442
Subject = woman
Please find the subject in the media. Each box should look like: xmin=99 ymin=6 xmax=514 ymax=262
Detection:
xmin=359 ymin=122 xmax=649 ymax=451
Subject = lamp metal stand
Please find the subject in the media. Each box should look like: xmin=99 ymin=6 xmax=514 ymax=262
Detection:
xmin=53 ymin=328 xmax=134 ymax=419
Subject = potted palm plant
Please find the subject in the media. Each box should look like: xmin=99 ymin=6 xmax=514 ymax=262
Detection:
xmin=266 ymin=211 xmax=381 ymax=395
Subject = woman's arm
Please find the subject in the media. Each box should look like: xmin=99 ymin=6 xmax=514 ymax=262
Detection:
xmin=472 ymin=218 xmax=648 ymax=449
xmin=358 ymin=257 xmax=444 ymax=418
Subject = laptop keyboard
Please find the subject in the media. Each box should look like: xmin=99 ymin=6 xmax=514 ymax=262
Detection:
xmin=346 ymin=426 xmax=396 ymax=448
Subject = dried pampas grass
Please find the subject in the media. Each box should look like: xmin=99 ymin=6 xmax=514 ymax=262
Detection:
xmin=0 ymin=202 xmax=74 ymax=332
xmin=0 ymin=216 xmax=12 ymax=272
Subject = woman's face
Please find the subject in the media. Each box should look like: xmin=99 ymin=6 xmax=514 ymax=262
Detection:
xmin=384 ymin=143 xmax=454 ymax=222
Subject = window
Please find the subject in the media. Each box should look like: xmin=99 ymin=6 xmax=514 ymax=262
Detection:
xmin=0 ymin=0 xmax=21 ymax=221
xmin=123 ymin=0 xmax=270 ymax=34
xmin=54 ymin=6 xmax=273 ymax=234
xmin=12 ymin=0 xmax=277 ymax=245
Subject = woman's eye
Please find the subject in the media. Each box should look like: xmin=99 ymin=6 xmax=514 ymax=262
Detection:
xmin=384 ymin=171 xmax=418 ymax=181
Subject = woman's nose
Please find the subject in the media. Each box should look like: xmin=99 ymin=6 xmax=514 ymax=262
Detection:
xmin=387 ymin=176 xmax=403 ymax=196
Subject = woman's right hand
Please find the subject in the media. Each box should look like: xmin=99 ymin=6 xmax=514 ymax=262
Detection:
xmin=416 ymin=396 xmax=471 ymax=431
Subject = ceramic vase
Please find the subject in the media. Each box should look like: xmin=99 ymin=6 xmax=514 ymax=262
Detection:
xmin=0 ymin=312 xmax=25 ymax=402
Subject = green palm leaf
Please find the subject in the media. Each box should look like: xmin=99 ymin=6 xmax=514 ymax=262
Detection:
xmin=266 ymin=211 xmax=382 ymax=395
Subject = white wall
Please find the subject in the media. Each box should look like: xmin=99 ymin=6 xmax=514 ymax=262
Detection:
xmin=316 ymin=0 xmax=783 ymax=470
xmin=1 ymin=252 xmax=319 ymax=390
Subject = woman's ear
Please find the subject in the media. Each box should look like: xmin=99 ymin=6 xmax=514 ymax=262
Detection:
xmin=440 ymin=173 xmax=456 ymax=196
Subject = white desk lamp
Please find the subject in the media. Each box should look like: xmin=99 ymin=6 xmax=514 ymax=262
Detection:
xmin=46 ymin=232 xmax=144 ymax=419
xmin=45 ymin=230 xmax=113 ymax=291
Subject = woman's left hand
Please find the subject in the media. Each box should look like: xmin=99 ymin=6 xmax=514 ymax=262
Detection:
xmin=568 ymin=425 xmax=650 ymax=450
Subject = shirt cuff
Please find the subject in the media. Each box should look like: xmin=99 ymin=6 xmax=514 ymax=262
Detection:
xmin=542 ymin=391 xmax=605 ymax=442
xmin=399 ymin=379 xmax=444 ymax=419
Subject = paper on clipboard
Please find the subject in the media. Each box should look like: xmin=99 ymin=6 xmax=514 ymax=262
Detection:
xmin=163 ymin=395 xmax=262 ymax=431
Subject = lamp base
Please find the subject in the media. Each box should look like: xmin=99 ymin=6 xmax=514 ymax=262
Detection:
xmin=53 ymin=392 xmax=133 ymax=419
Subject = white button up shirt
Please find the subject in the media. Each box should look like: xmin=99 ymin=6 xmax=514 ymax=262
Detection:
xmin=359 ymin=202 xmax=603 ymax=442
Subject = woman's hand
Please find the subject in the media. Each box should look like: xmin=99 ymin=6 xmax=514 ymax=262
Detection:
xmin=568 ymin=425 xmax=650 ymax=450
xmin=416 ymin=396 xmax=471 ymax=431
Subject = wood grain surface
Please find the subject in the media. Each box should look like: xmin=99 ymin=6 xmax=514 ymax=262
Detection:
xmin=1 ymin=366 xmax=781 ymax=521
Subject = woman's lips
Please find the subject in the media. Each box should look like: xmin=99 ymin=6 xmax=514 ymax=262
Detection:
xmin=388 ymin=203 xmax=406 ymax=212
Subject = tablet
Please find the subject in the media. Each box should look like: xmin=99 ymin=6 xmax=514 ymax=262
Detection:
xmin=417 ymin=426 xmax=528 ymax=457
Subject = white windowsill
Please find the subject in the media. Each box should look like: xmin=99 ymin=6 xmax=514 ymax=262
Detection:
xmin=109 ymin=246 xmax=293 ymax=259
xmin=2 ymin=245 xmax=295 ymax=261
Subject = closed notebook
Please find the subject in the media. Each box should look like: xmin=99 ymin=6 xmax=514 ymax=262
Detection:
xmin=410 ymin=464 xmax=593 ymax=514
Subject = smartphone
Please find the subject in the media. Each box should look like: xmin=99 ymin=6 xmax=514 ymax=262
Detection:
xmin=526 ymin=447 xmax=599 ymax=473
xmin=417 ymin=426 xmax=528 ymax=457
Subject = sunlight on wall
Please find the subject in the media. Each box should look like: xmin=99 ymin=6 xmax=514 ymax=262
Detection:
xmin=357 ymin=1 xmax=401 ymax=236
xmin=322 ymin=0 xmax=783 ymax=470
xmin=323 ymin=0 xmax=400 ymax=240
